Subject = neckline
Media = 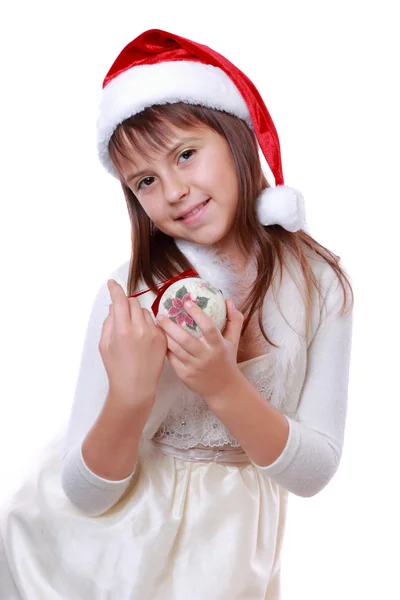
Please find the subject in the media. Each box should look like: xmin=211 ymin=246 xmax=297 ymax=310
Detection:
xmin=237 ymin=352 xmax=270 ymax=368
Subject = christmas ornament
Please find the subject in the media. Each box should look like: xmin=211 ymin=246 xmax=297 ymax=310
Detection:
xmin=157 ymin=277 xmax=227 ymax=338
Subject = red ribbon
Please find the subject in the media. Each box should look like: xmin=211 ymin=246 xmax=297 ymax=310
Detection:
xmin=128 ymin=269 xmax=199 ymax=317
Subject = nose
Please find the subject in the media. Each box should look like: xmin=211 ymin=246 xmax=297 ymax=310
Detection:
xmin=162 ymin=171 xmax=189 ymax=204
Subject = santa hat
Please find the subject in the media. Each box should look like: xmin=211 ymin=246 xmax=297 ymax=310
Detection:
xmin=96 ymin=29 xmax=306 ymax=232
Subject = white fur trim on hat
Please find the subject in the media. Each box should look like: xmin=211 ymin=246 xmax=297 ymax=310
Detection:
xmin=256 ymin=186 xmax=307 ymax=232
xmin=97 ymin=60 xmax=252 ymax=177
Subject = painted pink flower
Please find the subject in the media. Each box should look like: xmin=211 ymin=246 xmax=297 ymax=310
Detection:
xmin=167 ymin=293 xmax=198 ymax=326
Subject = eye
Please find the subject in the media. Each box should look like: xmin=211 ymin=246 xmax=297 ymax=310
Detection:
xmin=137 ymin=176 xmax=155 ymax=190
xmin=178 ymin=149 xmax=195 ymax=163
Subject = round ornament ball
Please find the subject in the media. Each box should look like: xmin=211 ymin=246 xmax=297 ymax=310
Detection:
xmin=158 ymin=277 xmax=227 ymax=338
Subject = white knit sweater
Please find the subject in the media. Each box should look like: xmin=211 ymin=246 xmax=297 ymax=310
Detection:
xmin=61 ymin=243 xmax=354 ymax=516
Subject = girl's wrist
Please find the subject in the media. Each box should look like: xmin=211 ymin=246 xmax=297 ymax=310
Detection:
xmin=203 ymin=368 xmax=245 ymax=407
xmin=106 ymin=388 xmax=156 ymax=416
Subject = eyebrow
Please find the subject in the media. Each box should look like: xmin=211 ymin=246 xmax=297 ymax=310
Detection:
xmin=124 ymin=137 xmax=202 ymax=183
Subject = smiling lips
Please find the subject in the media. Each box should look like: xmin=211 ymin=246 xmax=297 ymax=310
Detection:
xmin=176 ymin=199 xmax=210 ymax=220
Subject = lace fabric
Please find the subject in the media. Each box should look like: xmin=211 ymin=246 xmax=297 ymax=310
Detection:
xmin=153 ymin=354 xmax=274 ymax=450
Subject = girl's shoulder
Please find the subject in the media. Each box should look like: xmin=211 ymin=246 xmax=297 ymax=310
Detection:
xmin=280 ymin=246 xmax=353 ymax=317
xmin=303 ymin=249 xmax=353 ymax=314
xmin=296 ymin=246 xmax=352 ymax=287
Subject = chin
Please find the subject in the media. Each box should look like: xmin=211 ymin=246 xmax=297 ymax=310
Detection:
xmin=180 ymin=229 xmax=229 ymax=247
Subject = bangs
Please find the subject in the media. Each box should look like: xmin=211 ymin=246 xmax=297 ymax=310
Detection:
xmin=108 ymin=103 xmax=209 ymax=174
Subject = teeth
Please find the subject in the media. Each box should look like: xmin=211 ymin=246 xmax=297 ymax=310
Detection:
xmin=182 ymin=201 xmax=208 ymax=219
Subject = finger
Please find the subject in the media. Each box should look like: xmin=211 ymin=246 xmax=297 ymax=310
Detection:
xmin=156 ymin=314 xmax=201 ymax=357
xmin=142 ymin=307 xmax=156 ymax=327
xmin=166 ymin=347 xmax=184 ymax=374
xmin=165 ymin=333 xmax=193 ymax=363
xmin=107 ymin=280 xmax=133 ymax=333
xmin=221 ymin=300 xmax=244 ymax=346
xmin=127 ymin=296 xmax=150 ymax=326
xmin=181 ymin=300 xmax=221 ymax=344
xmin=108 ymin=280 xmax=146 ymax=332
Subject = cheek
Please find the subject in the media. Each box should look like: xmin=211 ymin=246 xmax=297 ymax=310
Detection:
xmin=201 ymin=149 xmax=237 ymax=193
xmin=137 ymin=196 xmax=162 ymax=222
xmin=194 ymin=155 xmax=223 ymax=190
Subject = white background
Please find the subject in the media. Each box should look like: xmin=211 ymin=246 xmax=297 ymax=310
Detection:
xmin=0 ymin=1 xmax=399 ymax=598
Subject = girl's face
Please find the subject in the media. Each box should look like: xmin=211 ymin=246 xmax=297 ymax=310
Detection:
xmin=117 ymin=123 xmax=240 ymax=251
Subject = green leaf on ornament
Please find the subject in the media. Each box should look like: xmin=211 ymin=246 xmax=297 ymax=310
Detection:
xmin=170 ymin=316 xmax=177 ymax=324
xmin=176 ymin=286 xmax=188 ymax=300
xmin=196 ymin=296 xmax=209 ymax=310
xmin=163 ymin=298 xmax=173 ymax=310
xmin=186 ymin=320 xmax=198 ymax=331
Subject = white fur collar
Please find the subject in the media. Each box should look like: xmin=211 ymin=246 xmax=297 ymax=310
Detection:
xmin=174 ymin=238 xmax=242 ymax=302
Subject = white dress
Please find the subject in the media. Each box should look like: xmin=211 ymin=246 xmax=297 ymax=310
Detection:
xmin=0 ymin=354 xmax=287 ymax=600
xmin=0 ymin=245 xmax=354 ymax=599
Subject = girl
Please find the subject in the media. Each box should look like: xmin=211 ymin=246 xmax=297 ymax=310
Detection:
xmin=0 ymin=29 xmax=354 ymax=600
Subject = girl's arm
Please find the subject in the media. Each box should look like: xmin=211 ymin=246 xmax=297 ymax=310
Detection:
xmin=61 ymin=266 xmax=150 ymax=517
xmin=205 ymin=270 xmax=353 ymax=498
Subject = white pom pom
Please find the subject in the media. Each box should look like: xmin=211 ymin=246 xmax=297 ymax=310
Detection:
xmin=256 ymin=185 xmax=306 ymax=232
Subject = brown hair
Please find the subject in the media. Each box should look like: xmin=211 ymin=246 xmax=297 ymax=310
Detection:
xmin=108 ymin=103 xmax=354 ymax=348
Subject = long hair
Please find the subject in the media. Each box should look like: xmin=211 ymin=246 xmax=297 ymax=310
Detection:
xmin=108 ymin=103 xmax=354 ymax=347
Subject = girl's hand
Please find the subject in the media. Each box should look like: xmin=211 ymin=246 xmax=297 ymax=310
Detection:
xmin=156 ymin=299 xmax=244 ymax=399
xmin=99 ymin=280 xmax=167 ymax=407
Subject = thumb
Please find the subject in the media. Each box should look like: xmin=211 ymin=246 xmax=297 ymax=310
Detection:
xmin=222 ymin=300 xmax=244 ymax=346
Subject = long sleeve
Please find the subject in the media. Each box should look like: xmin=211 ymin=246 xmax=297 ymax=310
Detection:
xmin=61 ymin=262 xmax=135 ymax=516
xmin=251 ymin=270 xmax=354 ymax=497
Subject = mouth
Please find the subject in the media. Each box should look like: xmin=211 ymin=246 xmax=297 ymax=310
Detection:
xmin=176 ymin=199 xmax=210 ymax=223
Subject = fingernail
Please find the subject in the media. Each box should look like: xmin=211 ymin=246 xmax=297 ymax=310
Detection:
xmin=184 ymin=301 xmax=193 ymax=308
xmin=157 ymin=314 xmax=166 ymax=321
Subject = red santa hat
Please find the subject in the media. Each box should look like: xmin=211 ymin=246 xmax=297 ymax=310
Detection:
xmin=96 ymin=29 xmax=306 ymax=232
